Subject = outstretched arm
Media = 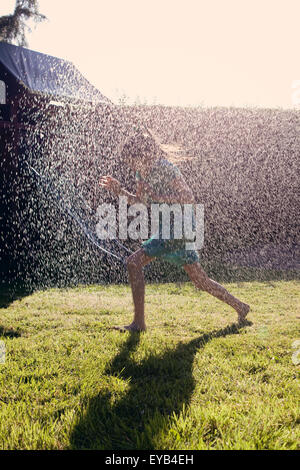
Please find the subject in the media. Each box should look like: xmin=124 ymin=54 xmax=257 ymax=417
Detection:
xmin=99 ymin=175 xmax=141 ymax=205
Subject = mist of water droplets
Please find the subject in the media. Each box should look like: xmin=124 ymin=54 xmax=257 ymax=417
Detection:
xmin=1 ymin=80 xmax=299 ymax=292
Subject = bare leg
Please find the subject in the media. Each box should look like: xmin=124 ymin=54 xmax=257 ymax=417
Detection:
xmin=114 ymin=249 xmax=153 ymax=332
xmin=184 ymin=262 xmax=250 ymax=322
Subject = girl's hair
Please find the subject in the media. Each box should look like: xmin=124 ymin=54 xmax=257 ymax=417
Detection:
xmin=120 ymin=128 xmax=165 ymax=164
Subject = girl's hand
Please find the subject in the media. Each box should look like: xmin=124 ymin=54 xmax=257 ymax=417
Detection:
xmin=99 ymin=176 xmax=122 ymax=195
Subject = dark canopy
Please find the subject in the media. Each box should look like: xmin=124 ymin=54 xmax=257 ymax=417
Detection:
xmin=0 ymin=41 xmax=111 ymax=104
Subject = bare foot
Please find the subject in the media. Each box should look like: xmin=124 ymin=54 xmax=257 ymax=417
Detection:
xmin=236 ymin=302 xmax=250 ymax=323
xmin=112 ymin=322 xmax=146 ymax=332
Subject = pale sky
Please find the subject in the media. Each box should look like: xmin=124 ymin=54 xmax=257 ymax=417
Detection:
xmin=1 ymin=0 xmax=300 ymax=108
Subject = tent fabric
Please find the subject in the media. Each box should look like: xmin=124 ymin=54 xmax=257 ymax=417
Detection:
xmin=0 ymin=42 xmax=111 ymax=104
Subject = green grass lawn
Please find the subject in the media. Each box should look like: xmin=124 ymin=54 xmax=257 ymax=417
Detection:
xmin=0 ymin=280 xmax=299 ymax=450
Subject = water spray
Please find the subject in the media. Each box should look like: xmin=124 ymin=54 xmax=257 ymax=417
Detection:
xmin=23 ymin=160 xmax=133 ymax=266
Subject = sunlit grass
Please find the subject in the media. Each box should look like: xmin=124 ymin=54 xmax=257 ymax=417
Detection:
xmin=0 ymin=280 xmax=299 ymax=449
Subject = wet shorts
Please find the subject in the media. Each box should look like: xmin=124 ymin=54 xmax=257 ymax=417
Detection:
xmin=141 ymin=218 xmax=200 ymax=268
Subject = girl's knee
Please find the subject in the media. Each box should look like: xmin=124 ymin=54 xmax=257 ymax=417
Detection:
xmin=184 ymin=263 xmax=210 ymax=288
xmin=126 ymin=249 xmax=152 ymax=270
xmin=126 ymin=255 xmax=136 ymax=269
xmin=126 ymin=252 xmax=142 ymax=270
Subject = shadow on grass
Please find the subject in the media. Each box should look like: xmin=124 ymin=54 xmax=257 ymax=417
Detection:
xmin=0 ymin=284 xmax=33 ymax=309
xmin=70 ymin=320 xmax=251 ymax=450
xmin=0 ymin=284 xmax=32 ymax=338
xmin=0 ymin=325 xmax=21 ymax=338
